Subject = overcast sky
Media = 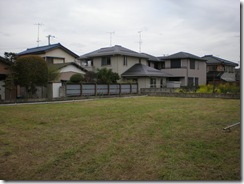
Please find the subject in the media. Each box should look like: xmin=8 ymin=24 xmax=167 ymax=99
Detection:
xmin=0 ymin=0 xmax=240 ymax=64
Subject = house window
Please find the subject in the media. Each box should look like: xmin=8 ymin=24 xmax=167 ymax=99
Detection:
xmin=46 ymin=57 xmax=53 ymax=64
xmin=170 ymin=59 xmax=181 ymax=68
xmin=150 ymin=78 xmax=156 ymax=88
xmin=123 ymin=56 xmax=127 ymax=66
xmin=147 ymin=61 xmax=151 ymax=67
xmin=101 ymin=57 xmax=111 ymax=66
xmin=190 ymin=59 xmax=195 ymax=69
xmin=160 ymin=79 xmax=165 ymax=88
xmin=139 ymin=58 xmax=141 ymax=64
xmin=155 ymin=62 xmax=165 ymax=69
xmin=195 ymin=78 xmax=199 ymax=87
xmin=208 ymin=65 xmax=217 ymax=71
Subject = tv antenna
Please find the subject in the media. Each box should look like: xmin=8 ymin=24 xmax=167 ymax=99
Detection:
xmin=34 ymin=23 xmax=43 ymax=47
xmin=138 ymin=31 xmax=142 ymax=53
xmin=107 ymin=31 xmax=115 ymax=46
xmin=46 ymin=35 xmax=55 ymax=45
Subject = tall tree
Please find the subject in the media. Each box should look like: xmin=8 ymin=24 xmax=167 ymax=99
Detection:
xmin=14 ymin=55 xmax=48 ymax=98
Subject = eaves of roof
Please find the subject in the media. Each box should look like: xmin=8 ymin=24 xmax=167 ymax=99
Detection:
xmin=202 ymin=55 xmax=238 ymax=67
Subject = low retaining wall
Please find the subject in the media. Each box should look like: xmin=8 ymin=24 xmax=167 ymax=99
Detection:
xmin=141 ymin=91 xmax=240 ymax=99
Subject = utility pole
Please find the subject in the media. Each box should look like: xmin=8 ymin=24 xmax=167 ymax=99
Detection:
xmin=34 ymin=23 xmax=43 ymax=47
xmin=138 ymin=31 xmax=142 ymax=53
xmin=46 ymin=35 xmax=55 ymax=45
xmin=107 ymin=31 xmax=115 ymax=46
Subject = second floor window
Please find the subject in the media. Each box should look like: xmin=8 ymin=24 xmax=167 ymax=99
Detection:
xmin=101 ymin=57 xmax=111 ymax=66
xmin=170 ymin=59 xmax=181 ymax=68
xmin=190 ymin=59 xmax=195 ymax=69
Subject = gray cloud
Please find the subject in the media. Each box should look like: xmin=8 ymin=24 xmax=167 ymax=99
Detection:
xmin=0 ymin=0 xmax=240 ymax=62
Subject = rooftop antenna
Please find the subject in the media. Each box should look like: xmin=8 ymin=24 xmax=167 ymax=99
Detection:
xmin=34 ymin=23 xmax=43 ymax=47
xmin=138 ymin=31 xmax=142 ymax=53
xmin=46 ymin=35 xmax=55 ymax=45
xmin=107 ymin=31 xmax=115 ymax=46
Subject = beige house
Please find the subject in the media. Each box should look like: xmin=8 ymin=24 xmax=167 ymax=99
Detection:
xmin=79 ymin=45 xmax=149 ymax=76
xmin=158 ymin=52 xmax=207 ymax=87
xmin=202 ymin=55 xmax=238 ymax=84
xmin=79 ymin=45 xmax=174 ymax=90
xmin=18 ymin=43 xmax=78 ymax=64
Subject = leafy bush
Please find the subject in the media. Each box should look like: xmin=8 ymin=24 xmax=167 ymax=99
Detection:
xmin=96 ymin=68 xmax=120 ymax=84
xmin=70 ymin=73 xmax=84 ymax=83
xmin=197 ymin=83 xmax=239 ymax=94
xmin=196 ymin=84 xmax=214 ymax=93
xmin=218 ymin=83 xmax=240 ymax=94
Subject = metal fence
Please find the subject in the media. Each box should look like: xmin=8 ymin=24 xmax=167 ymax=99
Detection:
xmin=66 ymin=83 xmax=138 ymax=97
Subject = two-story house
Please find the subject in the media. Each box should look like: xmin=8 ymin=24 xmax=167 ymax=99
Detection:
xmin=79 ymin=45 xmax=172 ymax=89
xmin=18 ymin=43 xmax=78 ymax=64
xmin=158 ymin=52 xmax=207 ymax=87
xmin=79 ymin=45 xmax=149 ymax=75
xmin=202 ymin=55 xmax=238 ymax=84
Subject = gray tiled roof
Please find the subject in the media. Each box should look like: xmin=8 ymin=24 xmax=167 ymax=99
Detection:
xmin=158 ymin=51 xmax=206 ymax=61
xmin=48 ymin=62 xmax=87 ymax=72
xmin=79 ymin=45 xmax=148 ymax=59
xmin=121 ymin=63 xmax=173 ymax=77
xmin=202 ymin=55 xmax=238 ymax=67
xmin=18 ymin=43 xmax=79 ymax=58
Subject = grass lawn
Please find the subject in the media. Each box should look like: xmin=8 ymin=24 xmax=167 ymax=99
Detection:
xmin=0 ymin=96 xmax=240 ymax=180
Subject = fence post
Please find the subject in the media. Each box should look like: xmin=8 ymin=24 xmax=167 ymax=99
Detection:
xmin=95 ymin=83 xmax=97 ymax=96
xmin=80 ymin=83 xmax=82 ymax=96
xmin=108 ymin=83 xmax=110 ymax=96
xmin=119 ymin=83 xmax=121 ymax=96
xmin=137 ymin=83 xmax=139 ymax=94
xmin=130 ymin=83 xmax=132 ymax=94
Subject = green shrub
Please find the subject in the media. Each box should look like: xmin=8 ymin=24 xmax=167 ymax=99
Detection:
xmin=197 ymin=83 xmax=239 ymax=94
xmin=70 ymin=73 xmax=84 ymax=83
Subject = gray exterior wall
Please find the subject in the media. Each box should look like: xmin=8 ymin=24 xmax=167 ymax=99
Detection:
xmin=161 ymin=59 xmax=206 ymax=86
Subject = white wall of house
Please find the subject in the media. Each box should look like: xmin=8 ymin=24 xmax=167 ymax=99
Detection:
xmin=52 ymin=82 xmax=62 ymax=98
xmin=46 ymin=49 xmax=76 ymax=63
xmin=37 ymin=48 xmax=76 ymax=63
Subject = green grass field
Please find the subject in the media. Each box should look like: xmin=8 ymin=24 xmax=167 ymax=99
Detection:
xmin=0 ymin=97 xmax=240 ymax=180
